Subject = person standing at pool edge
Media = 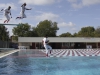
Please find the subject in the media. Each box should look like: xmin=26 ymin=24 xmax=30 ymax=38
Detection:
xmin=42 ymin=35 xmax=52 ymax=57
xmin=16 ymin=3 xmax=32 ymax=19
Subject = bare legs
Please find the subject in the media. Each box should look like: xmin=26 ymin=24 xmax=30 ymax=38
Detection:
xmin=46 ymin=53 xmax=48 ymax=57
xmin=46 ymin=50 xmax=52 ymax=57
xmin=4 ymin=20 xmax=9 ymax=23
xmin=45 ymin=45 xmax=52 ymax=57
xmin=50 ymin=50 xmax=52 ymax=54
xmin=16 ymin=17 xmax=22 ymax=19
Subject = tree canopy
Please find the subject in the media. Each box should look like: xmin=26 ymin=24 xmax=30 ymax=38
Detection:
xmin=12 ymin=23 xmax=32 ymax=40
xmin=12 ymin=20 xmax=59 ymax=38
xmin=59 ymin=32 xmax=72 ymax=37
xmin=35 ymin=20 xmax=59 ymax=37
xmin=12 ymin=21 xmax=100 ymax=38
xmin=95 ymin=26 xmax=100 ymax=37
xmin=59 ymin=26 xmax=98 ymax=37
xmin=12 ymin=23 xmax=31 ymax=37
xmin=0 ymin=25 xmax=9 ymax=41
xmin=77 ymin=26 xmax=95 ymax=37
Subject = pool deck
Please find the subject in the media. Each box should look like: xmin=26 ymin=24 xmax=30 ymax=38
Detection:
xmin=40 ymin=49 xmax=100 ymax=57
xmin=0 ymin=49 xmax=100 ymax=58
xmin=0 ymin=49 xmax=20 ymax=58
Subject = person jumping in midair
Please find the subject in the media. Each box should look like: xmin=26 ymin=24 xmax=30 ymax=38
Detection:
xmin=1 ymin=6 xmax=12 ymax=23
xmin=16 ymin=3 xmax=32 ymax=19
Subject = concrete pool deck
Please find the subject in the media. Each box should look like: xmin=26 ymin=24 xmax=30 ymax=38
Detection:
xmin=0 ymin=49 xmax=20 ymax=58
xmin=40 ymin=49 xmax=100 ymax=57
xmin=0 ymin=49 xmax=100 ymax=58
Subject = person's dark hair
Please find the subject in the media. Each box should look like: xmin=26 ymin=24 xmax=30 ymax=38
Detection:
xmin=8 ymin=6 xmax=11 ymax=10
xmin=24 ymin=3 xmax=26 ymax=5
xmin=8 ymin=6 xmax=11 ymax=8
xmin=21 ymin=3 xmax=26 ymax=7
xmin=45 ymin=34 xmax=48 ymax=37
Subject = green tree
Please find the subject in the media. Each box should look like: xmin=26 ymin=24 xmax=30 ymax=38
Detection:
xmin=59 ymin=32 xmax=72 ymax=37
xmin=95 ymin=26 xmax=100 ymax=37
xmin=12 ymin=23 xmax=32 ymax=37
xmin=72 ymin=33 xmax=78 ymax=37
xmin=24 ymin=27 xmax=38 ymax=37
xmin=0 ymin=25 xmax=9 ymax=41
xmin=12 ymin=23 xmax=31 ymax=40
xmin=11 ymin=35 xmax=18 ymax=41
xmin=77 ymin=26 xmax=95 ymax=37
xmin=35 ymin=20 xmax=59 ymax=37
xmin=12 ymin=23 xmax=39 ymax=40
xmin=30 ymin=27 xmax=38 ymax=37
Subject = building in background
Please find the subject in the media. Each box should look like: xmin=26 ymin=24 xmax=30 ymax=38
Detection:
xmin=18 ymin=37 xmax=100 ymax=49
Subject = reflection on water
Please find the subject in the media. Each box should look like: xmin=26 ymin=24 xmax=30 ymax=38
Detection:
xmin=0 ymin=52 xmax=100 ymax=75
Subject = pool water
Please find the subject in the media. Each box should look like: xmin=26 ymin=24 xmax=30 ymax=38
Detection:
xmin=0 ymin=52 xmax=100 ymax=75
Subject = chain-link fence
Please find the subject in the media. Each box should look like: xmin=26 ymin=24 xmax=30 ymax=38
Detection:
xmin=0 ymin=40 xmax=10 ymax=48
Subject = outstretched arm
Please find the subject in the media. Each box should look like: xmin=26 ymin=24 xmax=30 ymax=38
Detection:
xmin=1 ymin=9 xmax=3 ymax=11
xmin=25 ymin=8 xmax=32 ymax=10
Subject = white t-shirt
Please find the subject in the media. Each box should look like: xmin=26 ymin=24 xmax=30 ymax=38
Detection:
xmin=4 ymin=8 xmax=11 ymax=15
xmin=43 ymin=37 xmax=49 ymax=45
xmin=21 ymin=5 xmax=27 ymax=13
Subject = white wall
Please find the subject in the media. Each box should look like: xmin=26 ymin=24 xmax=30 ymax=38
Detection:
xmin=18 ymin=46 xmax=30 ymax=50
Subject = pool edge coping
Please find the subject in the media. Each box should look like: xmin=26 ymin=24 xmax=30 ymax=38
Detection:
xmin=0 ymin=49 xmax=20 ymax=58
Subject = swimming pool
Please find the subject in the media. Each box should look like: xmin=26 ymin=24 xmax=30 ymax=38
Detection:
xmin=0 ymin=50 xmax=100 ymax=75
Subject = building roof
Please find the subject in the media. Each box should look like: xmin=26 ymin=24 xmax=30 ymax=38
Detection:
xmin=18 ymin=37 xmax=100 ymax=43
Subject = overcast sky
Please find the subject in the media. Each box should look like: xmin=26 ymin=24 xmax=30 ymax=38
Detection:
xmin=0 ymin=0 xmax=100 ymax=36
